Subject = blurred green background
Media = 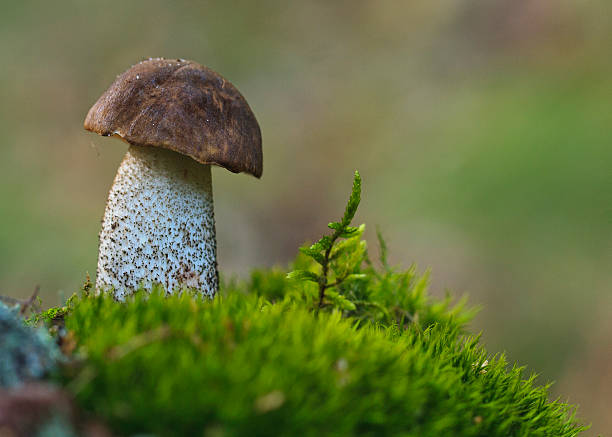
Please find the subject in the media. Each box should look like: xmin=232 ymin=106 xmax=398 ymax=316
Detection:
xmin=0 ymin=0 xmax=610 ymax=434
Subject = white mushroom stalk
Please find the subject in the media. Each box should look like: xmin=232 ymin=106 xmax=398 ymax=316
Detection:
xmin=96 ymin=145 xmax=218 ymax=300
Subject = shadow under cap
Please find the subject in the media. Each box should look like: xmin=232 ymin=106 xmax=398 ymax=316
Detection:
xmin=84 ymin=58 xmax=263 ymax=178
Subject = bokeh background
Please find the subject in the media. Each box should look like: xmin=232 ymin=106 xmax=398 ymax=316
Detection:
xmin=0 ymin=1 xmax=610 ymax=433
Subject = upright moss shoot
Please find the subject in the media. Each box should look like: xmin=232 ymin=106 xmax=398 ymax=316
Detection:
xmin=288 ymin=171 xmax=365 ymax=312
xmin=288 ymin=171 xmax=475 ymax=329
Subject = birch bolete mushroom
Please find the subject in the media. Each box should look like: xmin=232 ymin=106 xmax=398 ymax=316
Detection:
xmin=84 ymin=58 xmax=262 ymax=300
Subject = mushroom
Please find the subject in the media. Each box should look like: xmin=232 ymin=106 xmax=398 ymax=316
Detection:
xmin=84 ymin=58 xmax=262 ymax=300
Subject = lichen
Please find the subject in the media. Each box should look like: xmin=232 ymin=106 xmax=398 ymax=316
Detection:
xmin=0 ymin=301 xmax=62 ymax=388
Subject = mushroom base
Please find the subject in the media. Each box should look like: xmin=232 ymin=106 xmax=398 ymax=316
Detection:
xmin=96 ymin=145 xmax=218 ymax=300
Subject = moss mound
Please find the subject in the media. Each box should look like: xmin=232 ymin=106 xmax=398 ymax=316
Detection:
xmin=39 ymin=172 xmax=585 ymax=436
xmin=52 ymin=283 xmax=582 ymax=437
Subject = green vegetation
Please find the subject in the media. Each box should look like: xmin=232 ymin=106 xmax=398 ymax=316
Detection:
xmin=38 ymin=173 xmax=586 ymax=436
xmin=60 ymin=291 xmax=584 ymax=437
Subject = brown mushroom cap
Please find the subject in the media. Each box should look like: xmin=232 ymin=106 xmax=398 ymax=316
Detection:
xmin=84 ymin=58 xmax=262 ymax=178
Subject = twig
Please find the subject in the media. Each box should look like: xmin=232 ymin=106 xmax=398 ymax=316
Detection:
xmin=1 ymin=286 xmax=41 ymax=314
xmin=20 ymin=286 xmax=40 ymax=316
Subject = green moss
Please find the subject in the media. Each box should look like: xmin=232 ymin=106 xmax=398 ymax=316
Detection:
xmin=28 ymin=305 xmax=69 ymax=325
xmin=58 ymin=288 xmax=584 ymax=437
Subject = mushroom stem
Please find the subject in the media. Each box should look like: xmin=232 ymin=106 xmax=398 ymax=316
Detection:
xmin=96 ymin=145 xmax=218 ymax=300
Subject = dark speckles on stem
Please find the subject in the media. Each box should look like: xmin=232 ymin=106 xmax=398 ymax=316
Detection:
xmin=96 ymin=146 xmax=217 ymax=298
